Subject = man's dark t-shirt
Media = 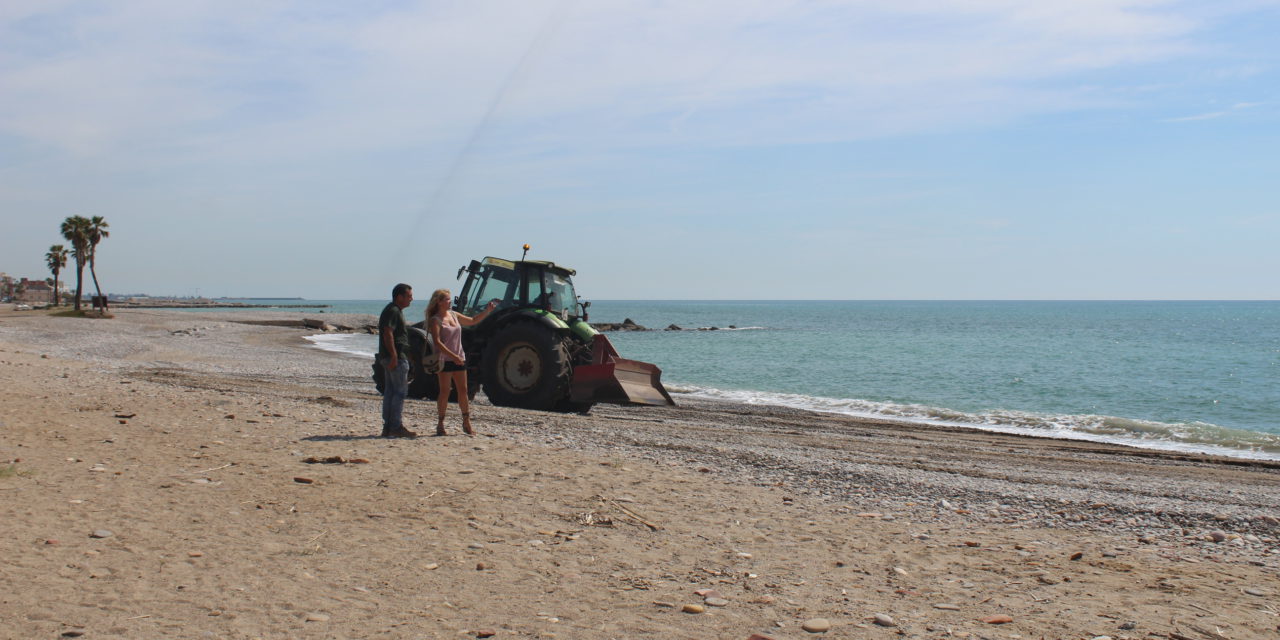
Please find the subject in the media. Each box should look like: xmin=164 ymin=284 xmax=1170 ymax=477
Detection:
xmin=378 ymin=302 xmax=409 ymax=360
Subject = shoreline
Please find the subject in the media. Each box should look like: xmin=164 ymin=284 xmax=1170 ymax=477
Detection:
xmin=2 ymin=308 xmax=1278 ymax=638
xmin=296 ymin=325 xmax=1280 ymax=464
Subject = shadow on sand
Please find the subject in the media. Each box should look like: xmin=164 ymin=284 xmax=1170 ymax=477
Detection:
xmin=300 ymin=434 xmax=387 ymax=442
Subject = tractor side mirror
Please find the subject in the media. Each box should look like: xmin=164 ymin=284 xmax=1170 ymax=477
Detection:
xmin=456 ymin=260 xmax=482 ymax=280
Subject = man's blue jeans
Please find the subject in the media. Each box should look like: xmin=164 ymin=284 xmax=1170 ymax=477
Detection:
xmin=381 ymin=356 xmax=409 ymax=432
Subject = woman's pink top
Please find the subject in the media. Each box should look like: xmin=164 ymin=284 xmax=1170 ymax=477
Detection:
xmin=433 ymin=313 xmax=464 ymax=363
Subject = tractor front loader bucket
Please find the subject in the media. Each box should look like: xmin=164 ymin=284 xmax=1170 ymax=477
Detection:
xmin=570 ymin=334 xmax=675 ymax=407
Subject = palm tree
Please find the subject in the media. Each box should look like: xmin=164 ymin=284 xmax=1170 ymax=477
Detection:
xmin=85 ymin=216 xmax=110 ymax=307
xmin=60 ymin=216 xmax=91 ymax=311
xmin=45 ymin=245 xmax=68 ymax=306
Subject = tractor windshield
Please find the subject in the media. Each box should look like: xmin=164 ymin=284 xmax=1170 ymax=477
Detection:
xmin=461 ymin=263 xmax=519 ymax=315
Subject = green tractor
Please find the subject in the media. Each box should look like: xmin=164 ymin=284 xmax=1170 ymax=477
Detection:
xmin=387 ymin=254 xmax=674 ymax=413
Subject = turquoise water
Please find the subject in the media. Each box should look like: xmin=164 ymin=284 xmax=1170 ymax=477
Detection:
xmin=212 ymin=299 xmax=1280 ymax=460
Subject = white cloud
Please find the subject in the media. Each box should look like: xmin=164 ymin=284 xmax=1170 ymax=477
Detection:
xmin=1163 ymin=100 xmax=1262 ymax=122
xmin=0 ymin=0 xmax=1227 ymax=162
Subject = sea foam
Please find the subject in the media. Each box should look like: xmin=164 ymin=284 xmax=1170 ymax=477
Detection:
xmin=675 ymin=384 xmax=1280 ymax=462
xmin=305 ymin=331 xmax=1280 ymax=462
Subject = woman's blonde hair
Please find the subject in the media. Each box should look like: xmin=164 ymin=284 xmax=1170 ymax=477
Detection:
xmin=426 ymin=289 xmax=452 ymax=320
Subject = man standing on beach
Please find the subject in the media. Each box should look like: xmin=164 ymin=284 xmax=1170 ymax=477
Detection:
xmin=379 ymin=283 xmax=416 ymax=438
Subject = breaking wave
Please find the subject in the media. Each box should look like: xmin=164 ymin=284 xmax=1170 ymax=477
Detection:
xmin=306 ymin=332 xmax=1280 ymax=462
xmin=305 ymin=333 xmax=376 ymax=358
xmin=672 ymin=384 xmax=1280 ymax=462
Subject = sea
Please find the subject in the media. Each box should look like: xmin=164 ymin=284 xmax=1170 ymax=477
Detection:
xmin=198 ymin=300 xmax=1280 ymax=461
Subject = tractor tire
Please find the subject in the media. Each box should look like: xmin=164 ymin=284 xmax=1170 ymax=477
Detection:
xmin=406 ymin=360 xmax=436 ymax=400
xmin=481 ymin=322 xmax=574 ymax=411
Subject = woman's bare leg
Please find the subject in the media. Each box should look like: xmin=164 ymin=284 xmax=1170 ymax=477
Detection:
xmin=457 ymin=370 xmax=473 ymax=435
xmin=435 ymin=372 xmax=451 ymax=436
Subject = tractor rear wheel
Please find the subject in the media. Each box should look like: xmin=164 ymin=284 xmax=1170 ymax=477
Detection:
xmin=481 ymin=322 xmax=573 ymax=410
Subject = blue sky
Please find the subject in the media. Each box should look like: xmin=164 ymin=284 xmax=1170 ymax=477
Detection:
xmin=2 ymin=0 xmax=1277 ymax=299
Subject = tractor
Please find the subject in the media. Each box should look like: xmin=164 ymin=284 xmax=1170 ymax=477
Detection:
xmin=374 ymin=253 xmax=674 ymax=413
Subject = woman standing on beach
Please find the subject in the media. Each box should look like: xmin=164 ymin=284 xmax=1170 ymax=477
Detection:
xmin=426 ymin=289 xmax=496 ymax=436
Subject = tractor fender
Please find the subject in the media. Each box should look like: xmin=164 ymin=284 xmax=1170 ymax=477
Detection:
xmin=468 ymin=309 xmax=572 ymax=351
xmin=519 ymin=308 xmax=572 ymax=332
xmin=495 ymin=311 xmax=598 ymax=344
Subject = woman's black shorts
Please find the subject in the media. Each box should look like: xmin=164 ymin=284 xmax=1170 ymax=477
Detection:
xmin=441 ymin=361 xmax=466 ymax=372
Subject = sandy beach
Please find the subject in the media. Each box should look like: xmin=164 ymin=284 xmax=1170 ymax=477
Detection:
xmin=1 ymin=308 xmax=1277 ymax=640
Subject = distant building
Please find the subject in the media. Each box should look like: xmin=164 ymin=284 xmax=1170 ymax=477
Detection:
xmin=16 ymin=278 xmax=56 ymax=304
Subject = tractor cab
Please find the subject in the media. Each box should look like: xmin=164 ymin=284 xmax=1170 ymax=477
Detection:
xmin=456 ymin=257 xmax=586 ymax=322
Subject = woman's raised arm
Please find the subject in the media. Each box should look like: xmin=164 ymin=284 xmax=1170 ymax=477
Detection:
xmin=453 ymin=299 xmax=498 ymax=327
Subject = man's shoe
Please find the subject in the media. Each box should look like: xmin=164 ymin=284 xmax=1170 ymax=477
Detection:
xmin=389 ymin=427 xmax=417 ymax=439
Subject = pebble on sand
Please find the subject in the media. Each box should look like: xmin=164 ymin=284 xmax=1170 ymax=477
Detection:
xmin=801 ymin=618 xmax=831 ymax=633
xmin=872 ymin=614 xmax=896 ymax=627
xmin=89 ymin=530 xmax=112 ymax=539
xmin=981 ymin=614 xmax=1014 ymax=624
xmin=682 ymin=604 xmax=705 ymax=614
xmin=293 ymin=477 xmax=315 ymax=484
xmin=305 ymin=613 xmax=330 ymax=622
xmin=705 ymin=597 xmax=730 ymax=607
xmin=747 ymin=635 xmax=777 ymax=640
xmin=933 ymin=603 xmax=961 ymax=610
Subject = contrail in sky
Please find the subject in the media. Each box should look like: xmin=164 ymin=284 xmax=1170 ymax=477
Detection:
xmin=387 ymin=0 xmax=574 ymax=283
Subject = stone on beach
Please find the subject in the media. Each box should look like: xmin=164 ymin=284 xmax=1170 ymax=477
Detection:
xmin=801 ymin=618 xmax=831 ymax=633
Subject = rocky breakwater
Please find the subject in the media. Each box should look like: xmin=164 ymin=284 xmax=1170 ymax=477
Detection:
xmin=591 ymin=318 xmax=740 ymax=332
xmin=231 ymin=318 xmax=378 ymax=334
